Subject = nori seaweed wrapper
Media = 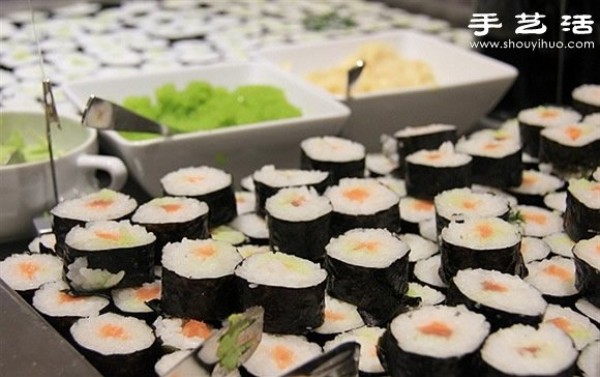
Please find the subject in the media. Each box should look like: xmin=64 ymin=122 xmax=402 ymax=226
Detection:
xmin=399 ymin=219 xmax=420 ymax=235
xmin=572 ymin=98 xmax=600 ymax=116
xmin=161 ymin=267 xmax=239 ymax=323
xmin=267 ymin=212 xmax=331 ymax=262
xmin=171 ymin=185 xmax=236 ymax=228
xmin=301 ymin=150 xmax=365 ymax=185
xmin=326 ymin=254 xmax=410 ymax=326
xmin=405 ymin=162 xmax=472 ymax=200
xmin=574 ymin=253 xmax=600 ymax=308
xmin=469 ymin=150 xmax=523 ymax=189
xmin=446 ymin=280 xmax=543 ymax=332
xmin=377 ymin=328 xmax=477 ymax=377
xmin=74 ymin=339 xmax=159 ymax=377
xmin=440 ymin=239 xmax=524 ymax=284
xmin=330 ymin=205 xmax=401 ymax=238
xmin=518 ymin=121 xmax=544 ymax=158
xmin=395 ymin=129 xmax=457 ymax=176
xmin=539 ymin=136 xmax=600 ymax=175
xmin=254 ymin=175 xmax=331 ymax=217
xmin=63 ymin=242 xmax=155 ymax=293
xmin=237 ymin=277 xmax=326 ymax=335
xmin=564 ymin=190 xmax=600 ymax=241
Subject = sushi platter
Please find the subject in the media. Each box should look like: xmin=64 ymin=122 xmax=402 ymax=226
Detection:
xmin=1 ymin=1 xmax=600 ymax=377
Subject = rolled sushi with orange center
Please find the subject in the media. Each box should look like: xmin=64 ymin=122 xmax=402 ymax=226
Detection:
xmin=573 ymin=236 xmax=600 ymax=307
xmin=0 ymin=252 xmax=63 ymax=301
xmin=539 ymin=122 xmax=600 ymax=176
xmin=300 ymin=136 xmax=366 ymax=184
xmin=394 ymin=124 xmax=457 ymax=176
xmin=564 ymin=179 xmax=600 ymax=241
xmin=525 ymin=256 xmax=579 ymax=306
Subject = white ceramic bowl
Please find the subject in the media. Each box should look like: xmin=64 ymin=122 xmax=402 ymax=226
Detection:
xmin=256 ymin=30 xmax=518 ymax=150
xmin=63 ymin=62 xmax=350 ymax=196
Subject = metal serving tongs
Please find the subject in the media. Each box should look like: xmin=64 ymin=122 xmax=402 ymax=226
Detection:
xmin=282 ymin=342 xmax=361 ymax=377
xmin=345 ymin=59 xmax=366 ymax=101
xmin=162 ymin=307 xmax=264 ymax=377
xmin=82 ymin=95 xmax=170 ymax=136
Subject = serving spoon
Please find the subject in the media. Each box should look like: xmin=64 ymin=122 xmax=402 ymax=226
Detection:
xmin=345 ymin=59 xmax=366 ymax=100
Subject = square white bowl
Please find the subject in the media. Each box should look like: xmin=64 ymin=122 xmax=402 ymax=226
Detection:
xmin=63 ymin=62 xmax=350 ymax=196
xmin=256 ymin=30 xmax=518 ymax=150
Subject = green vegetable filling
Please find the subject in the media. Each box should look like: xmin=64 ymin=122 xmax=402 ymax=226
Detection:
xmin=217 ymin=313 xmax=255 ymax=372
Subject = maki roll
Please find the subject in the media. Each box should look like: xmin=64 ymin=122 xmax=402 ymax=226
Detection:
xmin=211 ymin=225 xmax=247 ymax=246
xmin=519 ymin=236 xmax=551 ymax=263
xmin=394 ymin=124 xmax=457 ymax=175
xmin=325 ymin=228 xmax=410 ymax=325
xmin=543 ymin=304 xmax=600 ymax=351
xmin=413 ymin=255 xmax=447 ymax=290
xmin=252 ymin=165 xmax=330 ymax=217
xmin=434 ymin=188 xmax=511 ymax=236
xmin=111 ymin=280 xmax=161 ymax=323
xmin=447 ymin=269 xmax=547 ymax=331
xmin=508 ymin=170 xmax=564 ymax=207
xmin=300 ymin=136 xmax=366 ymax=184
xmin=539 ymin=123 xmax=600 ymax=176
xmin=160 ymin=166 xmax=237 ymax=227
xmin=63 ymin=220 xmax=156 ymax=293
xmin=439 ymin=218 xmax=523 ymax=283
xmin=324 ymin=326 xmax=386 ymax=376
xmin=525 ymin=256 xmax=579 ymax=306
xmin=312 ymin=295 xmax=365 ymax=344
xmin=378 ymin=305 xmax=490 ymax=377
xmin=572 ymin=84 xmax=600 ymax=115
xmin=325 ymin=178 xmax=400 ymax=237
xmin=456 ymin=135 xmax=522 ymax=188
xmin=235 ymin=252 xmax=327 ymax=334
xmin=70 ymin=312 xmax=157 ymax=377
xmin=229 ymin=213 xmax=269 ymax=245
xmin=573 ymin=236 xmax=600 ymax=307
xmin=398 ymin=233 xmax=438 ymax=275
xmin=366 ymin=153 xmax=399 ymax=177
xmin=516 ymin=205 xmax=564 ymax=238
xmin=161 ymin=239 xmax=241 ymax=323
xmin=266 ymin=186 xmax=332 ymax=262
xmin=404 ymin=142 xmax=472 ymax=200
xmin=399 ymin=197 xmax=435 ymax=234
xmin=0 ymin=252 xmax=63 ymax=302
xmin=517 ymin=105 xmax=581 ymax=158
xmin=543 ymin=232 xmax=575 ymax=258
xmin=544 ymin=191 xmax=567 ymax=213
xmin=153 ymin=316 xmax=213 ymax=351
xmin=577 ymin=341 xmax=600 ymax=377
xmin=564 ymin=179 xmax=600 ymax=241
xmin=480 ymin=324 xmax=577 ymax=377
xmin=406 ymin=282 xmax=446 ymax=307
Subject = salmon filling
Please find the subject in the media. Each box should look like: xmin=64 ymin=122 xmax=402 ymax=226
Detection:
xmin=182 ymin=320 xmax=212 ymax=339
xmin=418 ymin=321 xmax=453 ymax=338
xmin=272 ymin=345 xmax=295 ymax=370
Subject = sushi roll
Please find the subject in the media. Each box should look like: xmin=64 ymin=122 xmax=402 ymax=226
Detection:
xmin=153 ymin=316 xmax=213 ymax=351
xmin=539 ymin=123 xmax=600 ymax=176
xmin=406 ymin=282 xmax=446 ymax=307
xmin=324 ymin=326 xmax=386 ymax=376
xmin=325 ymin=228 xmax=410 ymax=326
xmin=366 ymin=153 xmax=399 ymax=177
xmin=161 ymin=239 xmax=241 ymax=323
xmin=131 ymin=197 xmax=210 ymax=264
xmin=235 ymin=252 xmax=327 ymax=334
xmin=517 ymin=105 xmax=581 ymax=158
xmin=70 ymin=312 xmax=157 ymax=377
xmin=508 ymin=170 xmax=564 ymax=207
xmin=544 ymin=191 xmax=567 ymax=213
xmin=161 ymin=166 xmax=237 ymax=227
xmin=0 ymin=252 xmax=63 ymax=301
xmin=312 ymin=295 xmax=365 ymax=344
xmin=577 ymin=341 xmax=600 ymax=377
xmin=439 ymin=218 xmax=523 ymax=283
xmin=325 ymin=178 xmax=400 ymax=237
xmin=300 ymin=136 xmax=366 ymax=184
xmin=51 ymin=189 xmax=138 ymax=256
xmin=479 ymin=324 xmax=577 ymax=377
xmin=573 ymin=236 xmax=600 ymax=308
xmin=456 ymin=135 xmax=522 ymax=188
xmin=572 ymin=84 xmax=600 ymax=115
xmin=266 ymin=186 xmax=332 ymax=262
xmin=575 ymin=299 xmax=600 ymax=328
xmin=242 ymin=333 xmax=322 ymax=377
xmin=111 ymin=280 xmax=161 ymax=323
xmin=447 ymin=269 xmax=547 ymax=331
xmin=404 ymin=142 xmax=472 ymax=200
xmin=516 ymin=205 xmax=564 ymax=238
xmin=63 ymin=220 xmax=156 ymax=293
xmin=543 ymin=232 xmax=575 ymax=258
xmin=378 ymin=305 xmax=490 ymax=377
xmin=413 ymin=254 xmax=448 ymax=290
xmin=211 ymin=225 xmax=247 ymax=246
xmin=399 ymin=197 xmax=435 ymax=234
xmin=229 ymin=213 xmax=269 ymax=245
xmin=434 ymin=188 xmax=511 ymax=236
xmin=252 ymin=165 xmax=330 ymax=217
xmin=525 ymin=256 xmax=579 ymax=306
xmin=519 ymin=236 xmax=551 ymax=263
xmin=543 ymin=304 xmax=600 ymax=350
xmin=394 ymin=124 xmax=457 ymax=175
xmin=399 ymin=233 xmax=438 ymax=275
xmin=564 ymin=179 xmax=600 ymax=241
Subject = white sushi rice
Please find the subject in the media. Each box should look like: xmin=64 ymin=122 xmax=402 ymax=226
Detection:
xmin=235 ymin=252 xmax=326 ymax=288
xmin=406 ymin=282 xmax=445 ymax=306
xmin=573 ymin=236 xmax=600 ymax=270
xmin=301 ymin=136 xmax=365 ymax=162
xmin=405 ymin=142 xmax=471 ymax=168
xmin=325 ymin=178 xmax=399 ymax=216
xmin=525 ymin=257 xmax=578 ymax=297
xmin=51 ymin=189 xmax=137 ymax=222
xmin=509 ymin=170 xmax=564 ymax=196
xmin=572 ymin=84 xmax=600 ymax=107
xmin=543 ymin=304 xmax=600 ymax=350
xmin=235 ymin=191 xmax=256 ymax=215
xmin=0 ymin=253 xmax=63 ymax=291
xmin=161 ymin=166 xmax=232 ymax=196
xmin=519 ymin=236 xmax=551 ymax=263
xmin=400 ymin=196 xmax=435 ymax=223
xmin=575 ymin=299 xmax=600 ymax=325
xmin=366 ymin=154 xmax=398 ymax=176
xmin=517 ymin=205 xmax=564 ymax=238
xmin=390 ymin=305 xmax=490 ymax=358
xmin=456 ymin=136 xmax=520 ymax=158
xmin=33 ymin=281 xmax=109 ymax=318
xmin=266 ymin=187 xmax=332 ymax=222
xmin=66 ymin=221 xmax=156 ymax=251
xmin=162 ymin=239 xmax=241 ymax=279
xmin=541 ymin=123 xmax=600 ymax=147
xmin=441 ymin=217 xmax=521 ymax=250
xmin=453 ymin=269 xmax=547 ymax=317
xmin=543 ymin=232 xmax=575 ymax=258
xmin=132 ymin=197 xmax=208 ymax=224
xmin=569 ymin=178 xmax=600 ymax=209
xmin=413 ymin=255 xmax=447 ymax=289
xmin=252 ymin=165 xmax=328 ymax=189
xmin=154 ymin=350 xmax=192 ymax=376
xmin=243 ymin=333 xmax=322 ymax=377
xmin=394 ymin=123 xmax=456 ymax=138
xmin=376 ymin=177 xmax=406 ymax=197
xmin=27 ymin=233 xmax=57 ymax=254
xmin=229 ymin=213 xmax=269 ymax=240
xmin=544 ymin=191 xmax=567 ymax=213
xmin=399 ymin=233 xmax=438 ymax=262
xmin=419 ymin=218 xmax=438 ymax=242
xmin=112 ymin=280 xmax=161 ymax=314
xmin=314 ymin=295 xmax=365 ymax=335
xmin=324 ymin=326 xmax=385 ymax=374
xmin=518 ymin=106 xmax=582 ymax=128
xmin=70 ymin=312 xmax=155 ymax=356
xmin=481 ymin=324 xmax=577 ymax=376
xmin=578 ymin=341 xmax=600 ymax=377
xmin=584 ymin=113 xmax=600 ymax=127
xmin=326 ymin=228 xmax=409 ymax=269
xmin=66 ymin=257 xmax=125 ymax=292
xmin=435 ymin=188 xmax=509 ymax=223
xmin=210 ymin=225 xmax=247 ymax=246
xmin=153 ymin=316 xmax=213 ymax=350
xmin=472 ymin=184 xmax=519 ymax=208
